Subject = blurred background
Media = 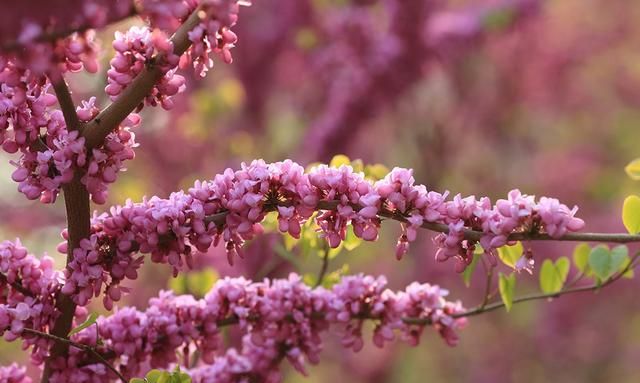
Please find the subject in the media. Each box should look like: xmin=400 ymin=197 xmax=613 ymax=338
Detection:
xmin=2 ymin=0 xmax=640 ymax=381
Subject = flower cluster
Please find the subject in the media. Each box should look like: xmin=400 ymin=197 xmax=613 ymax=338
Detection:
xmin=107 ymin=26 xmax=185 ymax=110
xmin=49 ymin=273 xmax=465 ymax=382
xmin=58 ymin=160 xmax=584 ymax=309
xmin=0 ymin=240 xmax=61 ymax=363
xmin=0 ymin=363 xmax=31 ymax=383
xmin=0 ymin=0 xmax=248 ymax=206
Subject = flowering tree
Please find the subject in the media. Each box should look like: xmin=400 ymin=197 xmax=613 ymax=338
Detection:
xmin=1 ymin=1 xmax=640 ymax=382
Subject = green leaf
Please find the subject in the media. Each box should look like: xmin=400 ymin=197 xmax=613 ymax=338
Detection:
xmin=625 ymin=158 xmax=640 ymax=180
xmin=145 ymin=370 xmax=164 ymax=383
xmin=130 ymin=379 xmax=146 ymax=383
xmin=539 ymin=257 xmax=570 ymax=294
xmin=462 ymin=252 xmax=481 ymax=287
xmin=572 ymin=243 xmax=591 ymax=274
xmin=329 ymin=154 xmax=350 ymax=168
xmin=187 ymin=269 xmax=218 ymax=297
xmin=68 ymin=313 xmax=98 ymax=336
xmin=589 ymin=245 xmax=612 ymax=281
xmin=610 ymin=245 xmax=630 ymax=274
xmin=497 ymin=242 xmax=523 ymax=269
xmin=622 ymin=195 xmax=640 ymax=234
xmin=350 ymin=159 xmax=364 ymax=173
xmin=498 ymin=273 xmax=516 ymax=312
xmin=364 ymin=164 xmax=390 ymax=181
xmin=342 ymin=226 xmax=362 ymax=251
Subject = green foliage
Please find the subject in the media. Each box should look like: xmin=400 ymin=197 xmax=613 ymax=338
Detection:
xmin=329 ymin=154 xmax=351 ymax=168
xmin=622 ymin=195 xmax=640 ymax=234
xmin=539 ymin=257 xmax=570 ymax=294
xmin=588 ymin=245 xmax=630 ymax=281
xmin=462 ymin=246 xmax=483 ymax=287
xmin=625 ymin=158 xmax=640 ymax=180
xmin=69 ymin=313 xmax=98 ymax=336
xmin=169 ymin=269 xmax=218 ymax=297
xmin=130 ymin=367 xmax=191 ymax=383
xmin=498 ymin=273 xmax=516 ymax=312
xmin=572 ymin=243 xmax=591 ymax=274
xmin=304 ymin=264 xmax=350 ymax=288
xmin=497 ymin=242 xmax=523 ymax=269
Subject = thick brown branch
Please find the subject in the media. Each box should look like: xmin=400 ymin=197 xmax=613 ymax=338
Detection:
xmin=82 ymin=7 xmax=204 ymax=149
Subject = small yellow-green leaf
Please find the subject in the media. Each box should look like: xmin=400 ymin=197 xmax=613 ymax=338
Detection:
xmin=572 ymin=243 xmax=590 ymax=274
xmin=497 ymin=242 xmax=523 ymax=269
xmin=329 ymin=154 xmax=350 ymax=168
xmin=350 ymin=159 xmax=364 ymax=173
xmin=622 ymin=195 xmax=640 ymax=234
xmin=462 ymin=252 xmax=481 ymax=287
xmin=625 ymin=158 xmax=640 ymax=180
xmin=539 ymin=257 xmax=570 ymax=294
xmin=130 ymin=379 xmax=146 ymax=383
xmin=186 ymin=269 xmax=218 ymax=297
xmin=364 ymin=164 xmax=390 ymax=181
xmin=69 ymin=313 xmax=98 ymax=336
xmin=145 ymin=370 xmax=164 ymax=383
xmin=498 ymin=273 xmax=516 ymax=312
xmin=343 ymin=226 xmax=362 ymax=251
xmin=589 ymin=245 xmax=611 ymax=281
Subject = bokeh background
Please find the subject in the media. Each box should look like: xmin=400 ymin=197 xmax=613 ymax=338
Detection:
xmin=2 ymin=0 xmax=640 ymax=382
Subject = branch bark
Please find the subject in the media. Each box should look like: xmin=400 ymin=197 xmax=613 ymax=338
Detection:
xmin=82 ymin=6 xmax=204 ymax=149
xmin=41 ymin=77 xmax=92 ymax=383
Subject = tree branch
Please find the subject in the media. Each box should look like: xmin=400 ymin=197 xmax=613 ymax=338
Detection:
xmin=0 ymin=273 xmax=34 ymax=297
xmin=313 ymin=246 xmax=331 ymax=288
xmin=50 ymin=77 xmax=81 ymax=133
xmin=41 ymin=77 xmax=93 ymax=383
xmin=403 ymin=252 xmax=640 ymax=325
xmin=82 ymin=6 xmax=205 ymax=150
xmin=204 ymin=200 xmax=640 ymax=244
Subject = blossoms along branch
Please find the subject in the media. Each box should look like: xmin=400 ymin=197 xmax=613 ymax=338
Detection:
xmin=0 ymin=1 xmax=639 ymax=383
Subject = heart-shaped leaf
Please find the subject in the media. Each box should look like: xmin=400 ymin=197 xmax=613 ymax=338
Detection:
xmin=572 ymin=243 xmax=590 ymax=274
xmin=539 ymin=257 xmax=570 ymax=294
xmin=498 ymin=273 xmax=516 ymax=312
xmin=498 ymin=242 xmax=523 ymax=269
xmin=622 ymin=195 xmax=640 ymax=234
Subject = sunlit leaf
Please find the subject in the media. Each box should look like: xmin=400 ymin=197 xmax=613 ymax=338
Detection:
xmin=625 ymin=158 xmax=640 ymax=180
xmin=572 ymin=243 xmax=591 ymax=274
xmin=497 ymin=242 xmax=523 ymax=268
xmin=343 ymin=226 xmax=362 ymax=251
xmin=329 ymin=154 xmax=350 ymax=168
xmin=364 ymin=164 xmax=390 ymax=181
xmin=539 ymin=257 xmax=570 ymax=294
xmin=462 ymin=252 xmax=481 ymax=287
xmin=498 ymin=272 xmax=516 ymax=312
xmin=622 ymin=195 xmax=640 ymax=234
xmin=350 ymin=159 xmax=364 ymax=173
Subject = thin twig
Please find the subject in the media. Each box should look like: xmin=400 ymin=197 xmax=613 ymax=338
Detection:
xmin=23 ymin=328 xmax=127 ymax=383
xmin=204 ymin=200 xmax=640 ymax=244
xmin=314 ymin=246 xmax=331 ymax=288
xmin=404 ymin=251 xmax=640 ymax=325
xmin=0 ymin=274 xmax=34 ymax=297
xmin=50 ymin=78 xmax=81 ymax=133
xmin=479 ymin=258 xmax=495 ymax=309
